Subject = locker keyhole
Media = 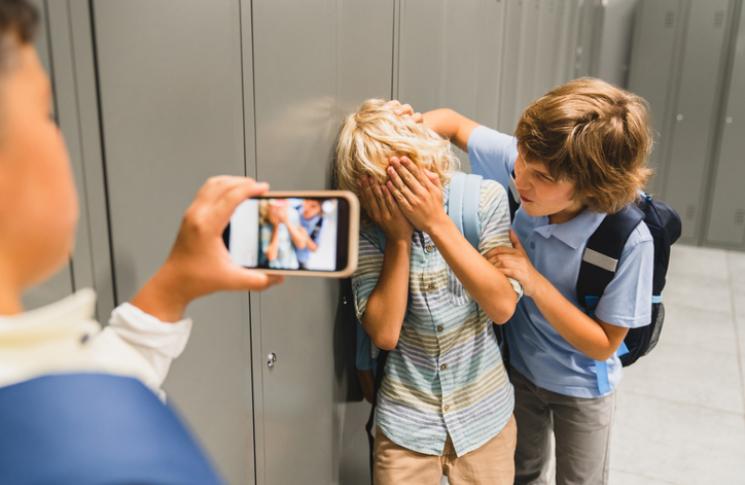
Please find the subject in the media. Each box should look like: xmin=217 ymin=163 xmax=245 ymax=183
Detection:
xmin=735 ymin=209 xmax=745 ymax=225
xmin=664 ymin=11 xmax=675 ymax=28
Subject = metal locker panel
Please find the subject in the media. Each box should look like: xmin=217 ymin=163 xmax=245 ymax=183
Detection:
xmin=553 ymin=0 xmax=578 ymax=86
xmin=398 ymin=0 xmax=505 ymax=169
xmin=92 ymin=2 xmax=254 ymax=483
xmin=706 ymin=4 xmax=745 ymax=247
xmin=250 ymin=1 xmax=392 ymax=483
xmin=534 ymin=0 xmax=560 ymax=96
xmin=22 ymin=0 xmax=75 ymax=310
xmin=663 ymin=0 xmax=733 ymax=242
xmin=627 ymin=0 xmax=684 ymax=197
xmin=397 ymin=0 xmax=446 ymax=111
xmin=594 ymin=0 xmax=639 ymax=88
xmin=516 ymin=0 xmax=540 ymax=112
xmin=498 ymin=0 xmax=526 ymax=133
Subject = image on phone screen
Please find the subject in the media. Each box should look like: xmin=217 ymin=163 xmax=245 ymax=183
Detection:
xmin=224 ymin=196 xmax=350 ymax=272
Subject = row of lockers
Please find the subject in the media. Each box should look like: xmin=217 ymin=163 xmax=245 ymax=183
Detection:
xmin=628 ymin=0 xmax=745 ymax=248
xmin=26 ymin=1 xmax=646 ymax=484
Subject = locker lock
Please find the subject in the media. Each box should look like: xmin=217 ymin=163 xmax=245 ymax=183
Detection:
xmin=266 ymin=352 xmax=277 ymax=369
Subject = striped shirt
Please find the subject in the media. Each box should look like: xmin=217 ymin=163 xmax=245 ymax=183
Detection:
xmin=352 ymin=175 xmax=522 ymax=456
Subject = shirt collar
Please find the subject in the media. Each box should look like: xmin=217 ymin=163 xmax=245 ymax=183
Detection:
xmin=0 ymin=289 xmax=99 ymax=346
xmin=532 ymin=210 xmax=606 ymax=250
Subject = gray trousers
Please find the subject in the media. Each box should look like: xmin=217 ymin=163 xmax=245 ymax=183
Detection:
xmin=510 ymin=368 xmax=615 ymax=485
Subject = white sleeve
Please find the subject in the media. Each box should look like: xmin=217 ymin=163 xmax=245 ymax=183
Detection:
xmin=105 ymin=303 xmax=193 ymax=388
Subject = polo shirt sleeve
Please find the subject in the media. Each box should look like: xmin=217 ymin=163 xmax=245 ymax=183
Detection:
xmin=594 ymin=224 xmax=654 ymax=328
xmin=467 ymin=125 xmax=519 ymax=191
xmin=351 ymin=232 xmax=385 ymax=321
xmin=477 ymin=179 xmax=523 ymax=298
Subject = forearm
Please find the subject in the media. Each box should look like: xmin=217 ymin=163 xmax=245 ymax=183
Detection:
xmin=267 ymin=228 xmax=280 ymax=261
xmin=422 ymin=108 xmax=476 ymax=152
xmin=428 ymin=220 xmax=517 ymax=323
xmin=531 ymin=275 xmax=625 ymax=360
xmin=286 ymin=223 xmax=308 ymax=249
xmin=362 ymin=239 xmax=411 ymax=350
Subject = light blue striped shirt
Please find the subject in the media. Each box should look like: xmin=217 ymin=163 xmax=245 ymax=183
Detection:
xmin=352 ymin=175 xmax=521 ymax=456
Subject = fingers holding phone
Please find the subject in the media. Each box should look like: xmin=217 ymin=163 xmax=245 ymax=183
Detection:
xmin=131 ymin=176 xmax=284 ymax=322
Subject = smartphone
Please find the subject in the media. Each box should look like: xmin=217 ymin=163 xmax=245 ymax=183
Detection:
xmin=223 ymin=191 xmax=359 ymax=277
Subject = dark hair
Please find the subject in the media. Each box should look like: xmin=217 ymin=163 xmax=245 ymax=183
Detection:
xmin=0 ymin=0 xmax=38 ymax=46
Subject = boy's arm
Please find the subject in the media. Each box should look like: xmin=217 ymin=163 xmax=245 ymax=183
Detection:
xmin=422 ymin=108 xmax=479 ymax=152
xmin=355 ymin=176 xmax=413 ymax=350
xmin=361 ymin=239 xmax=411 ymax=350
xmin=488 ymin=231 xmax=653 ymax=360
xmin=388 ymin=158 xmax=517 ymax=324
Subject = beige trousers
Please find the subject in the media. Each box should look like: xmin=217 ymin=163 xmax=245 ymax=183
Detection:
xmin=373 ymin=416 xmax=517 ymax=485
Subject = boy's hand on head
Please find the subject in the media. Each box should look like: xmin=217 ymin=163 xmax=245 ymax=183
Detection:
xmin=386 ymin=156 xmax=446 ymax=233
xmin=131 ymin=176 xmax=284 ymax=322
xmin=486 ymin=230 xmax=544 ymax=297
xmin=387 ymin=100 xmax=423 ymax=124
xmin=360 ymin=175 xmax=413 ymax=242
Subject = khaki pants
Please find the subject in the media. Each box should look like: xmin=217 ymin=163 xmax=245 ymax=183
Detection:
xmin=373 ymin=416 xmax=517 ymax=485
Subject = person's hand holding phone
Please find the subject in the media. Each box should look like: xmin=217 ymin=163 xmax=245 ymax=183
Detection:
xmin=361 ymin=174 xmax=413 ymax=242
xmin=131 ymin=176 xmax=284 ymax=322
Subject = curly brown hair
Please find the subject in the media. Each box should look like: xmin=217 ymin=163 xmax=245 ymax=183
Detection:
xmin=515 ymin=77 xmax=653 ymax=214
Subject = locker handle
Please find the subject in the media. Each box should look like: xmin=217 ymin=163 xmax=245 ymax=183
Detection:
xmin=267 ymin=352 xmax=277 ymax=369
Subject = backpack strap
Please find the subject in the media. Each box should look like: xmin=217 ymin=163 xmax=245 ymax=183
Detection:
xmin=448 ymin=172 xmax=483 ymax=249
xmin=576 ymin=203 xmax=644 ymax=394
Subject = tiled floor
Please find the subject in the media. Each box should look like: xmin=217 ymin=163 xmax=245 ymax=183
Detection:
xmin=609 ymin=245 xmax=745 ymax=485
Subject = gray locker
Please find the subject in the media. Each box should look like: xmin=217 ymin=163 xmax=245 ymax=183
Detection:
xmin=662 ymin=0 xmax=733 ymax=242
xmin=22 ymin=0 xmax=75 ymax=310
xmin=534 ymin=0 xmax=560 ymax=96
xmin=627 ymin=0 xmax=685 ymax=197
xmin=706 ymin=4 xmax=745 ymax=248
xmin=515 ymin=0 xmax=540 ymax=113
xmin=498 ymin=0 xmax=525 ymax=133
xmin=397 ymin=0 xmax=507 ymax=167
xmin=24 ymin=0 xmax=113 ymax=319
xmin=91 ymin=1 xmax=254 ymax=483
xmin=251 ymin=1 xmax=392 ymax=483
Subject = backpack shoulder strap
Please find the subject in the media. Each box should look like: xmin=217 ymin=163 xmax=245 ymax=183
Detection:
xmin=448 ymin=172 xmax=482 ymax=249
xmin=576 ymin=204 xmax=645 ymax=312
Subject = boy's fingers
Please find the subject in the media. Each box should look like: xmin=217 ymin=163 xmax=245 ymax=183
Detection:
xmin=381 ymin=185 xmax=398 ymax=214
xmin=509 ymin=229 xmax=523 ymax=250
xmin=401 ymin=157 xmax=432 ymax=189
xmin=227 ymin=269 xmax=284 ymax=291
xmin=387 ymin=165 xmax=418 ymax=205
xmin=213 ymin=180 xmax=269 ymax=224
xmin=387 ymin=180 xmax=414 ymax=213
xmin=372 ymin=184 xmax=391 ymax=218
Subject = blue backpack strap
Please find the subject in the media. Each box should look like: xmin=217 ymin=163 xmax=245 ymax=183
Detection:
xmin=576 ymin=204 xmax=644 ymax=394
xmin=448 ymin=172 xmax=482 ymax=249
xmin=0 ymin=373 xmax=223 ymax=485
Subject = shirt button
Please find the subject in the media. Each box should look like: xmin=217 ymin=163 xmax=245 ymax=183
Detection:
xmin=427 ymin=283 xmax=436 ymax=291
xmin=443 ymin=404 xmax=450 ymax=412
xmin=424 ymin=244 xmax=435 ymax=253
xmin=440 ymin=363 xmax=448 ymax=371
xmin=436 ymin=325 xmax=444 ymax=332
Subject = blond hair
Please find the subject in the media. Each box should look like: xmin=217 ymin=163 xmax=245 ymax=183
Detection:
xmin=335 ymin=99 xmax=459 ymax=197
xmin=515 ymin=77 xmax=653 ymax=214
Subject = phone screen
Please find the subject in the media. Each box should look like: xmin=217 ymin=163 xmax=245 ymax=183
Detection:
xmin=223 ymin=196 xmax=350 ymax=272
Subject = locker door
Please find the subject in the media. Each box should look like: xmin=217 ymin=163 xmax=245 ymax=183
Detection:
xmin=706 ymin=5 xmax=745 ymax=247
xmin=91 ymin=2 xmax=254 ymax=483
xmin=516 ymin=0 xmax=540 ymax=111
xmin=250 ymin=1 xmax=393 ymax=483
xmin=398 ymin=0 xmax=506 ymax=166
xmin=534 ymin=0 xmax=560 ymax=96
xmin=663 ymin=0 xmax=733 ymax=242
xmin=499 ymin=0 xmax=526 ymax=133
xmin=22 ymin=0 xmax=75 ymax=309
xmin=627 ymin=0 xmax=684 ymax=197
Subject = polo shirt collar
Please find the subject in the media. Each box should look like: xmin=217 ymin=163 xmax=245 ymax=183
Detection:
xmin=532 ymin=209 xmax=606 ymax=250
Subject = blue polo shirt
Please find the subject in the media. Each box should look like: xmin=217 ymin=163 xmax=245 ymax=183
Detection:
xmin=467 ymin=126 xmax=654 ymax=398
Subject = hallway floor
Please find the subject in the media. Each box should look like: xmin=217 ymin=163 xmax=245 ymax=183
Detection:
xmin=610 ymin=244 xmax=745 ymax=484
